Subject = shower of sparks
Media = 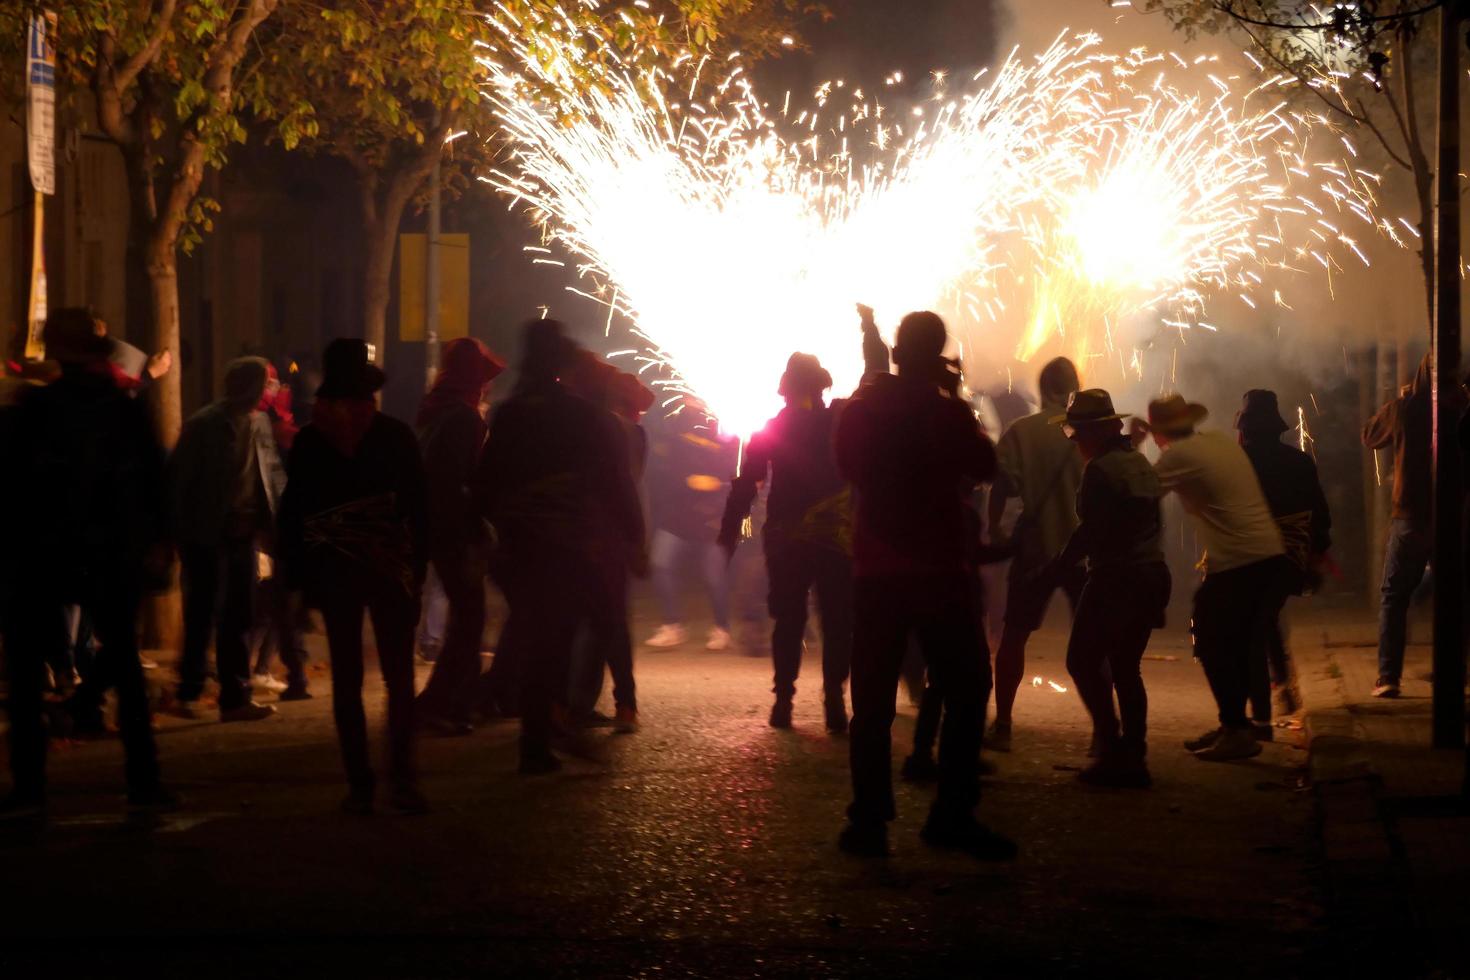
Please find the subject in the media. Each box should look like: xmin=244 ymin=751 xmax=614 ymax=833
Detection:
xmin=477 ymin=6 xmax=1394 ymax=435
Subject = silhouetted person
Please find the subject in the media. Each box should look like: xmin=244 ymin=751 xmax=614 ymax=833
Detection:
xmin=1362 ymin=355 xmax=1462 ymax=698
xmin=278 ymin=340 xmax=429 ymax=814
xmin=168 ymin=357 xmax=282 ymax=722
xmin=985 ymin=357 xmax=1083 ymax=752
xmin=1045 ymin=391 xmax=1169 ymax=787
xmin=1140 ymin=394 xmax=1286 ymax=763
xmin=1 ymin=308 xmax=172 ymax=816
xmin=565 ymin=356 xmax=653 ymax=734
xmin=833 ymin=310 xmax=1015 ymax=861
xmin=719 ymin=352 xmax=853 ymax=733
xmin=474 ymin=321 xmax=644 ymax=773
xmin=1236 ymin=390 xmax=1331 ymax=723
xmin=414 ymin=338 xmax=505 ymax=735
xmin=251 ymin=361 xmax=310 ymax=698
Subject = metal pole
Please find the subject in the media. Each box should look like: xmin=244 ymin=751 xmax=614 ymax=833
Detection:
xmin=1431 ymin=4 xmax=1465 ymax=751
xmin=425 ymin=153 xmax=442 ymax=392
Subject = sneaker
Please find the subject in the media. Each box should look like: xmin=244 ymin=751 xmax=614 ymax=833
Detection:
xmin=824 ymin=697 xmax=848 ymax=734
xmin=126 ymin=786 xmax=182 ymax=812
xmin=518 ymin=750 xmax=563 ymax=775
xmin=1183 ymin=727 xmax=1224 ymax=753
xmin=341 ymin=786 xmax=374 ymax=816
xmin=837 ymin=821 xmax=889 ymax=858
xmin=644 ymin=624 xmax=687 ymax=648
xmin=416 ymin=644 xmax=441 ymax=665
xmin=1372 ymin=677 xmax=1401 ymax=699
xmin=613 ymin=707 xmax=640 ymax=734
xmin=252 ymin=673 xmax=288 ymax=694
xmin=986 ymin=721 xmax=1012 ymax=753
xmin=705 ymin=627 xmax=732 ymax=651
xmin=220 ymin=701 xmax=277 ymax=723
xmin=768 ymin=698 xmax=793 ymax=729
xmin=901 ymin=752 xmax=939 ymax=783
xmin=920 ymin=814 xmax=1019 ymax=861
xmin=386 ymin=785 xmax=430 ymax=815
xmin=138 ymin=655 xmax=159 ymax=670
xmin=1193 ymin=726 xmax=1263 ymax=762
xmin=278 ymin=685 xmax=313 ymax=702
xmin=0 ymin=791 xmax=46 ymax=821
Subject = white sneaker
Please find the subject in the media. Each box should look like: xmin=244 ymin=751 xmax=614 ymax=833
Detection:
xmin=253 ymin=673 xmax=288 ymax=694
xmin=705 ymin=627 xmax=732 ymax=651
xmin=645 ymin=624 xmax=687 ymax=648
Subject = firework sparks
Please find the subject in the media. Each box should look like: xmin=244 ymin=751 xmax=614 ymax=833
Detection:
xmin=477 ymin=9 xmax=1391 ymax=434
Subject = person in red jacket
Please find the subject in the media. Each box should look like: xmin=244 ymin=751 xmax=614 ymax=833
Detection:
xmin=833 ymin=310 xmax=1015 ymax=862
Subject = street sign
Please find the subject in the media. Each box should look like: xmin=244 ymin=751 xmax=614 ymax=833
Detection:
xmin=26 ymin=11 xmax=56 ymax=196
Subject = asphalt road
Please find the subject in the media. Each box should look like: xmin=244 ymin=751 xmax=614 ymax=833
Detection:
xmin=0 ymin=609 xmax=1322 ymax=978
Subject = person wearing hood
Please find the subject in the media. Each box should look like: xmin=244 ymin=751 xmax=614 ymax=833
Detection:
xmin=983 ymin=357 xmax=1083 ymax=753
xmin=414 ymin=337 xmax=506 ymax=734
xmin=168 ymin=356 xmax=285 ymax=721
xmin=474 ymin=320 xmax=644 ymax=773
xmin=1 ymin=308 xmax=173 ymax=816
xmin=1362 ymin=354 xmax=1464 ymax=698
xmin=719 ymin=352 xmax=853 ymax=733
xmin=833 ymin=309 xmax=1015 ymax=862
xmin=278 ymin=339 xmax=430 ymax=814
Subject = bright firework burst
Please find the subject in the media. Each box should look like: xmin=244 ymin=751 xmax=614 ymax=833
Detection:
xmin=477 ymin=6 xmax=1393 ymax=435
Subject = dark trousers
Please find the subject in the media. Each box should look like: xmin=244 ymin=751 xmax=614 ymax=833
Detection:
xmin=506 ymin=558 xmax=592 ymax=758
xmin=480 ymin=565 xmax=526 ymax=716
xmin=1193 ymin=557 xmax=1289 ymax=730
xmin=4 ymin=579 xmax=159 ymax=798
xmin=1249 ymin=576 xmax=1296 ymax=723
xmin=767 ymin=539 xmax=853 ymax=702
xmin=849 ymin=573 xmax=989 ymax=827
xmin=569 ymin=562 xmax=636 ymax=713
xmin=319 ymin=591 xmax=418 ymax=791
xmin=1377 ymin=518 xmax=1432 ymax=682
xmin=417 ymin=549 xmax=488 ymax=725
xmin=177 ymin=538 xmax=256 ymax=710
xmin=1065 ymin=562 xmax=1170 ymax=755
xmin=252 ymin=572 xmax=308 ymax=688
xmin=910 ymin=572 xmax=988 ymax=759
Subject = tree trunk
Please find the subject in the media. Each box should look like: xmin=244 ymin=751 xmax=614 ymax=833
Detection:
xmin=359 ymin=167 xmax=431 ymax=364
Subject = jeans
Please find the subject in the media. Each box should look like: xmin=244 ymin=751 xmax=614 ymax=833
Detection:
xmin=766 ymin=538 xmax=852 ymax=702
xmin=418 ymin=566 xmax=449 ymax=653
xmin=320 ymin=590 xmax=419 ymax=792
xmin=569 ymin=561 xmax=637 ymax=713
xmin=848 ymin=573 xmax=990 ymax=827
xmin=1377 ymin=518 xmax=1432 ymax=682
xmin=651 ymin=529 xmax=729 ymax=629
xmin=416 ymin=549 xmax=488 ymax=725
xmin=1194 ymin=557 xmax=1290 ymax=730
xmin=1066 ymin=562 xmax=1170 ymax=756
xmin=4 ymin=576 xmax=160 ymax=799
xmin=177 ymin=537 xmax=256 ymax=711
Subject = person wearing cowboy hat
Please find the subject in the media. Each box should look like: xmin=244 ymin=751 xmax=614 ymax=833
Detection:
xmin=278 ymin=339 xmax=430 ymax=814
xmin=1235 ymin=389 xmax=1331 ymax=724
xmin=1136 ymin=392 xmax=1287 ymax=763
xmin=833 ymin=310 xmax=1015 ymax=861
xmin=719 ymin=351 xmax=854 ymax=734
xmin=1041 ymin=390 xmax=1169 ymax=787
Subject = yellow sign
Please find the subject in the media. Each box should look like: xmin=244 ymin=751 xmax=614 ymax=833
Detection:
xmin=25 ymin=191 xmax=46 ymax=359
xmin=399 ymin=232 xmax=470 ymax=342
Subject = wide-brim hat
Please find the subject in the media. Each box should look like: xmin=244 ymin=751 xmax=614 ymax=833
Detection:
xmin=778 ymin=352 xmax=832 ymax=398
xmin=1050 ymin=388 xmax=1128 ymax=436
xmin=1147 ymin=392 xmax=1208 ymax=435
xmin=316 ymin=338 xmax=385 ymax=400
xmin=1235 ymin=388 xmax=1289 ymax=435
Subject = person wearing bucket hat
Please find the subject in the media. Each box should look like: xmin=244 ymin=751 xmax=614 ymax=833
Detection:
xmin=278 ymin=339 xmax=430 ymax=814
xmin=1235 ymin=389 xmax=1332 ymax=724
xmin=984 ymin=357 xmax=1084 ymax=753
xmin=474 ymin=320 xmax=645 ymax=775
xmin=1143 ymin=391 xmax=1289 ymax=763
xmin=1039 ymin=389 xmax=1170 ymax=786
xmin=719 ymin=351 xmax=853 ymax=734
xmin=412 ymin=338 xmax=507 ymax=736
xmin=833 ymin=309 xmax=1014 ymax=862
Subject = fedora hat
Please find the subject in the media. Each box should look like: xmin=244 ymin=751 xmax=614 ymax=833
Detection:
xmin=1235 ymin=388 xmax=1289 ymax=435
xmin=1051 ymin=388 xmax=1127 ymax=435
xmin=316 ymin=338 xmax=385 ymax=400
xmin=1147 ymin=393 xmax=1208 ymax=436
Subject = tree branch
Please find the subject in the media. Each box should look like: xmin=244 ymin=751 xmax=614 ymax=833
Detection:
xmin=111 ymin=0 xmax=180 ymax=93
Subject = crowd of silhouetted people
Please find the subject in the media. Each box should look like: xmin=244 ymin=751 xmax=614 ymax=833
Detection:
xmin=10 ymin=298 xmax=1462 ymax=862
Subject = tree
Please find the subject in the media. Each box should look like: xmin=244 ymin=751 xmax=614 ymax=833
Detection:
xmin=3 ymin=0 xmax=281 ymax=445
xmin=1144 ymin=0 xmax=1449 ymax=326
xmin=254 ymin=0 xmax=824 ymax=364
